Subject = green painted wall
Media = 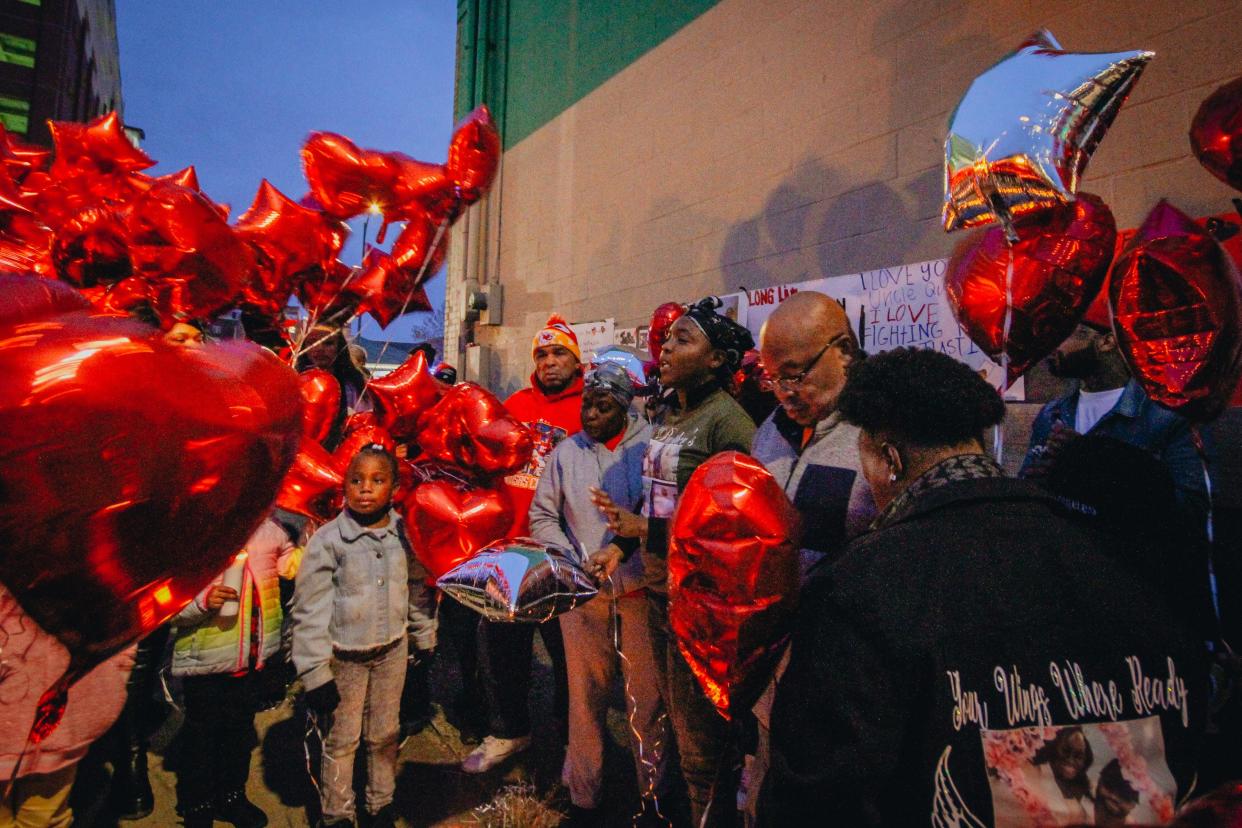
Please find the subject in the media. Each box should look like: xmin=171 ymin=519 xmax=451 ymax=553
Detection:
xmin=457 ymin=0 xmax=721 ymax=148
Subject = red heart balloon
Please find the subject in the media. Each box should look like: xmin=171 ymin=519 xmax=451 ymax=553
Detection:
xmin=648 ymin=302 xmax=685 ymax=362
xmin=330 ymin=420 xmax=397 ymax=476
xmin=51 ymin=205 xmax=131 ymax=288
xmin=298 ymin=368 xmax=342 ymax=445
xmin=0 ymin=295 xmax=301 ymax=677
xmin=1190 ymin=75 xmax=1242 ymax=192
xmin=446 ymin=106 xmax=501 ymax=205
xmin=301 ymin=131 xmax=403 ymax=221
xmin=126 ymin=181 xmax=255 ymax=322
xmin=669 ymin=451 xmax=800 ymax=719
xmin=416 ymin=383 xmax=533 ymax=477
xmin=400 ymin=478 xmax=514 ymax=579
xmin=1110 ymin=200 xmax=1242 ymax=422
xmin=946 ymin=192 xmax=1117 ymax=383
xmin=274 ymin=437 xmax=343 ymax=522
xmin=366 ymin=350 xmax=439 ymax=440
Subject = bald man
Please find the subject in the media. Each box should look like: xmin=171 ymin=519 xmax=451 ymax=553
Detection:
xmin=741 ymin=291 xmax=876 ymax=823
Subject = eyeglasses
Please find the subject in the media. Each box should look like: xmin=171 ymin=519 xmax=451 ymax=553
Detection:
xmin=759 ymin=332 xmax=851 ymax=393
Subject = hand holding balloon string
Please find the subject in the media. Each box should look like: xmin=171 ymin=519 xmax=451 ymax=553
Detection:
xmin=588 ymin=486 xmax=646 ymax=584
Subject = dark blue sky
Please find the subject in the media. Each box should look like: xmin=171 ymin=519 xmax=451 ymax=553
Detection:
xmin=115 ymin=1 xmax=457 ymax=340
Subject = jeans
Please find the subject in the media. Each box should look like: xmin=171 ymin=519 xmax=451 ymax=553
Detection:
xmin=178 ymin=671 xmax=258 ymax=808
xmin=648 ymin=592 xmax=736 ymax=827
xmin=561 ymin=592 xmax=667 ymax=809
xmin=320 ymin=639 xmax=405 ymax=820
xmin=479 ymin=617 xmax=567 ymax=739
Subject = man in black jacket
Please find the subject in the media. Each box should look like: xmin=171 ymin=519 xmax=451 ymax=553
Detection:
xmin=760 ymin=348 xmax=1209 ymax=826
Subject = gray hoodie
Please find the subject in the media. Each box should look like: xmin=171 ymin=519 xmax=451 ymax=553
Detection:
xmin=751 ymin=408 xmax=876 ymax=572
xmin=528 ymin=414 xmax=653 ymax=597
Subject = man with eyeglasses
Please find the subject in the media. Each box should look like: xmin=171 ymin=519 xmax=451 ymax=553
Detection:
xmin=739 ymin=290 xmax=877 ymax=825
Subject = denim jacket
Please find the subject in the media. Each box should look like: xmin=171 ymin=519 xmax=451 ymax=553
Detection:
xmin=1020 ymin=378 xmax=1211 ymax=527
xmin=291 ymin=508 xmax=436 ymax=691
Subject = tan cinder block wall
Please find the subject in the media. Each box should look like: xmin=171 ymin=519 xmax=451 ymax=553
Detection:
xmin=446 ymin=0 xmax=1242 ymax=465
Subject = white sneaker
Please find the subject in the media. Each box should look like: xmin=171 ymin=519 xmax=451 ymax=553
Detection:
xmin=461 ymin=734 xmax=532 ymax=773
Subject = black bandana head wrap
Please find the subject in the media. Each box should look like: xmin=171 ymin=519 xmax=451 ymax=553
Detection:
xmin=682 ymin=296 xmax=754 ymax=373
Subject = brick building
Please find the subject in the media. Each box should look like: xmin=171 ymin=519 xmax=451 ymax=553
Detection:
xmin=444 ymin=0 xmax=1242 ymax=456
xmin=0 ymin=0 xmax=122 ymax=146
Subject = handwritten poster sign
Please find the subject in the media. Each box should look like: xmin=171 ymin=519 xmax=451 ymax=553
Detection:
xmin=571 ymin=318 xmax=616 ymax=361
xmin=742 ymin=259 xmax=1024 ymax=400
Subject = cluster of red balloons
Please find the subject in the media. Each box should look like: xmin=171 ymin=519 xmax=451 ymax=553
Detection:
xmin=0 ymin=107 xmax=499 ymax=334
xmin=945 ymin=35 xmax=1242 ymax=422
xmin=278 ymin=347 xmax=533 ymax=581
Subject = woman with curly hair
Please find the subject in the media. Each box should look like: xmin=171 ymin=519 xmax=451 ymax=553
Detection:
xmin=759 ymin=348 xmax=1207 ymax=827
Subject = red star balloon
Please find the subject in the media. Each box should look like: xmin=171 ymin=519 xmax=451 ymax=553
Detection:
xmin=49 ymin=111 xmax=155 ymax=177
xmin=51 ymin=205 xmax=131 ymax=288
xmin=944 ymin=30 xmax=1152 ymax=236
xmin=274 ymin=437 xmax=343 ymax=522
xmin=0 ymin=123 xmax=51 ymax=177
xmin=235 ymin=180 xmax=348 ymax=316
xmin=1110 ymin=200 xmax=1242 ymax=422
xmin=446 ymin=105 xmax=501 ymax=206
xmin=365 ymin=350 xmax=441 ymax=441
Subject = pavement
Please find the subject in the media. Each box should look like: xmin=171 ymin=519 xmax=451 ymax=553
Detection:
xmin=70 ymin=635 xmax=647 ymax=827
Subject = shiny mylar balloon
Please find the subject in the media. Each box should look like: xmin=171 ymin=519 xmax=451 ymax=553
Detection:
xmin=416 ymin=382 xmax=533 ymax=477
xmin=1109 ymin=200 xmax=1242 ymax=422
xmin=1190 ymin=75 xmax=1242 ymax=192
xmin=400 ymin=479 xmax=514 ymax=579
xmin=48 ymin=111 xmax=155 ymax=177
xmin=330 ymin=417 xmax=397 ymax=476
xmin=943 ymin=30 xmax=1152 ymax=236
xmin=51 ymin=205 xmax=131 ymax=288
xmin=0 ymin=123 xmax=51 ymax=177
xmin=0 ymin=288 xmax=301 ymax=685
xmin=275 ymin=437 xmax=343 ymax=522
xmin=349 ymin=238 xmax=436 ymax=328
xmin=436 ymin=538 xmax=597 ymax=622
xmin=366 ymin=350 xmax=440 ymax=441
xmin=298 ymin=368 xmax=342 ymax=445
xmin=0 ymin=271 xmax=89 ymax=326
xmin=235 ymin=179 xmax=348 ymax=317
xmin=946 ymin=192 xmax=1117 ymax=383
xmin=648 ymin=302 xmax=684 ymax=362
xmin=669 ymin=451 xmax=799 ymax=719
xmin=126 ymin=180 xmax=255 ymax=322
xmin=446 ymin=106 xmax=501 ymax=205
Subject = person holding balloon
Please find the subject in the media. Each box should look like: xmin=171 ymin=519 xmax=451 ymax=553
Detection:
xmin=291 ymin=444 xmax=437 ymax=828
xmin=528 ymin=362 xmax=667 ymax=824
xmin=590 ymin=296 xmax=756 ymax=826
xmin=169 ymin=515 xmax=297 ymax=828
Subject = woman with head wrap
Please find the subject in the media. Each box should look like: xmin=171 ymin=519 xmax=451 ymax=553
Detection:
xmin=590 ymin=296 xmax=756 ymax=825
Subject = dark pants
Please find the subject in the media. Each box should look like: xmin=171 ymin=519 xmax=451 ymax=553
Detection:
xmin=648 ymin=592 xmax=736 ymax=827
xmin=440 ymin=598 xmax=487 ymax=728
xmin=178 ymin=671 xmax=258 ymax=808
xmin=479 ymin=617 xmax=567 ymax=739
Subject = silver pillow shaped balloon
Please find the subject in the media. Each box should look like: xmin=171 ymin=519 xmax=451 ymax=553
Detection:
xmin=436 ymin=538 xmax=598 ymax=622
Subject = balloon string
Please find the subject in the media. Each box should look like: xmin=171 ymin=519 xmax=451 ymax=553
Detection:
xmin=994 ymin=244 xmax=1015 ymax=463
xmin=365 ymin=215 xmax=452 ymax=385
xmin=1192 ymin=428 xmax=1221 ymax=624
xmin=608 ymin=583 xmax=670 ymax=826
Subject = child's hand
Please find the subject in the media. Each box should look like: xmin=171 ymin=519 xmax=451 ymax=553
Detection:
xmin=204 ymin=585 xmax=239 ymax=611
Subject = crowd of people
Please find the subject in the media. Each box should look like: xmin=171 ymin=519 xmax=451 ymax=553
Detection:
xmin=0 ymin=290 xmax=1237 ymax=828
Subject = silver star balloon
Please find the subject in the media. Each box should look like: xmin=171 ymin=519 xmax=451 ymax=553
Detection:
xmin=943 ymin=30 xmax=1153 ymax=238
xmin=436 ymin=537 xmax=598 ymax=622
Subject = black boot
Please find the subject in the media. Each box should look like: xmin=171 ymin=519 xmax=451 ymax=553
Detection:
xmin=399 ymin=648 xmax=435 ymax=740
xmin=182 ymin=801 xmax=215 ymax=828
xmin=215 ymin=789 xmax=268 ymax=828
xmin=107 ymin=738 xmax=154 ymax=820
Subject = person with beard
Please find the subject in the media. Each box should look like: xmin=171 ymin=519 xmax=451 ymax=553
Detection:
xmin=461 ymin=314 xmax=584 ymax=773
xmin=1021 ymin=320 xmax=1209 ymax=530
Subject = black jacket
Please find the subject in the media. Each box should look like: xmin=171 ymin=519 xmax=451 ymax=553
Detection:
xmin=760 ymin=476 xmax=1208 ymax=826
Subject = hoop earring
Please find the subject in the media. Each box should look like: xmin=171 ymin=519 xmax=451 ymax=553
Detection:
xmin=888 ymin=471 xmax=897 ymax=483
